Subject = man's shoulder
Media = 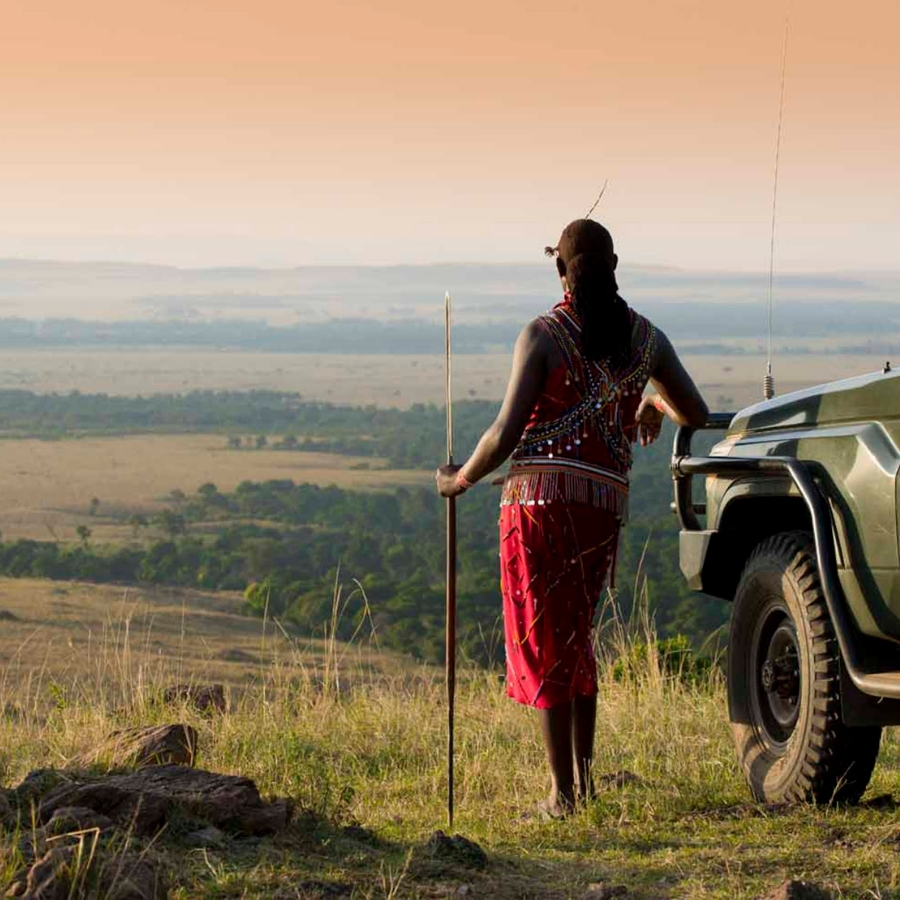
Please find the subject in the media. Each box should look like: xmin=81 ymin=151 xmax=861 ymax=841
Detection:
xmin=629 ymin=307 xmax=662 ymax=343
xmin=520 ymin=316 xmax=555 ymax=350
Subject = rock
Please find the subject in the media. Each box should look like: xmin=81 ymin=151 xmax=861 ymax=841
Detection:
xmin=14 ymin=770 xmax=71 ymax=807
xmin=183 ymin=825 xmax=225 ymax=848
xmin=758 ymin=881 xmax=833 ymax=900
xmin=16 ymin=805 xmax=117 ymax=861
xmin=162 ymin=684 xmax=227 ymax=715
xmin=72 ymin=724 xmax=197 ymax=770
xmin=424 ymin=831 xmax=488 ymax=869
xmin=99 ymin=853 xmax=166 ymax=900
xmin=19 ymin=846 xmax=76 ymax=900
xmin=341 ymin=823 xmax=379 ymax=845
xmin=7 ymin=847 xmax=166 ymax=900
xmin=0 ymin=790 xmax=14 ymax=827
xmin=40 ymin=780 xmax=169 ymax=836
xmin=44 ymin=806 xmax=115 ymax=836
xmin=38 ymin=764 xmax=289 ymax=836
xmin=584 ymin=884 xmax=628 ymax=900
xmin=596 ymin=771 xmax=643 ymax=790
xmin=0 ymin=609 xmax=20 ymax=621
xmin=16 ymin=830 xmax=48 ymax=863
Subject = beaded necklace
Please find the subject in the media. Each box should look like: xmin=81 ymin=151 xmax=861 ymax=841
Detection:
xmin=516 ymin=295 xmax=655 ymax=472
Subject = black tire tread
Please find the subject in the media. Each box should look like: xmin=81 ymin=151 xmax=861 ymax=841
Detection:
xmin=733 ymin=531 xmax=881 ymax=804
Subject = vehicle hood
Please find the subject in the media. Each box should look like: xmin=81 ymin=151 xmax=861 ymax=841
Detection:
xmin=728 ymin=368 xmax=900 ymax=436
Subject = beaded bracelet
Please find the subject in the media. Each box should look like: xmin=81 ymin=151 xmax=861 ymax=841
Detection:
xmin=457 ymin=470 xmax=475 ymax=492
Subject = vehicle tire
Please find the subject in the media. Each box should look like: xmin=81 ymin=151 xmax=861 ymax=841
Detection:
xmin=728 ymin=531 xmax=881 ymax=804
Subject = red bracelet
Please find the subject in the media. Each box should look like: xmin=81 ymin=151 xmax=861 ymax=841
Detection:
xmin=457 ymin=470 xmax=475 ymax=492
xmin=651 ymin=395 xmax=667 ymax=414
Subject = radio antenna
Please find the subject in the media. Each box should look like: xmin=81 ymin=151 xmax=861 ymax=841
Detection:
xmin=765 ymin=15 xmax=789 ymax=401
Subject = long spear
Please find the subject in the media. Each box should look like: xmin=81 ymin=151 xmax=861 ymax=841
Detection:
xmin=444 ymin=291 xmax=457 ymax=830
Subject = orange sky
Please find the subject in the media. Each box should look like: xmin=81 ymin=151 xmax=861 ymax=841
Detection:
xmin=0 ymin=0 xmax=898 ymax=269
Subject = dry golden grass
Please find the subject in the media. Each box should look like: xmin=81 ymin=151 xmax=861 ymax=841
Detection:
xmin=2 ymin=589 xmax=900 ymax=898
xmin=0 ymin=578 xmax=258 ymax=691
xmin=0 ymin=577 xmax=399 ymax=692
xmin=0 ymin=435 xmax=429 ymax=543
xmin=0 ymin=349 xmax=513 ymax=406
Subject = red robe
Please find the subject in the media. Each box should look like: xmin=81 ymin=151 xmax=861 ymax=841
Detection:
xmin=499 ymin=296 xmax=656 ymax=708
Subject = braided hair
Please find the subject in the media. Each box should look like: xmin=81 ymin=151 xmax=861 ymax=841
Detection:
xmin=546 ymin=219 xmax=631 ymax=366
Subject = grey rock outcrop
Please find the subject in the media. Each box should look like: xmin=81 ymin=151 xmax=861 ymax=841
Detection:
xmin=37 ymin=764 xmax=289 ymax=836
xmin=71 ymin=724 xmax=197 ymax=770
xmin=162 ymin=684 xmax=226 ymax=715
xmin=5 ymin=845 xmax=166 ymax=900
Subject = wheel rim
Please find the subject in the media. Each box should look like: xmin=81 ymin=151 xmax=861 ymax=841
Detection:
xmin=751 ymin=603 xmax=801 ymax=748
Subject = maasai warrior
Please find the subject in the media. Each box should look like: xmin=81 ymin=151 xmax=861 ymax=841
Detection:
xmin=435 ymin=219 xmax=708 ymax=817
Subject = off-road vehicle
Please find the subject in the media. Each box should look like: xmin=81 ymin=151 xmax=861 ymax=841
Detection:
xmin=673 ymin=367 xmax=900 ymax=803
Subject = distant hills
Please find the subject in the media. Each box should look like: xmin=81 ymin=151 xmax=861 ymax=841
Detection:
xmin=0 ymin=259 xmax=897 ymax=353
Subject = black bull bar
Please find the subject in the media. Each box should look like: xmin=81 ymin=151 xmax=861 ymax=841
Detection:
xmin=671 ymin=414 xmax=900 ymax=701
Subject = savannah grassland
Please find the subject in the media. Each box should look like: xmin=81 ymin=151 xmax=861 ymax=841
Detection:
xmin=0 ymin=434 xmax=428 ymax=544
xmin=3 ymin=583 xmax=900 ymax=898
xmin=3 ymin=349 xmax=900 ymax=897
xmin=0 ymin=347 xmax=883 ymax=546
xmin=0 ymin=347 xmax=887 ymax=409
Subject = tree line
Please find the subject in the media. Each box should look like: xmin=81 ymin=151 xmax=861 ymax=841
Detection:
xmin=0 ymin=390 xmax=494 ymax=468
xmin=0 ymin=431 xmax=728 ymax=663
xmin=0 ymin=390 xmax=730 ymax=660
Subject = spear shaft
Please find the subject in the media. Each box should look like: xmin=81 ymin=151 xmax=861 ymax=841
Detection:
xmin=444 ymin=291 xmax=457 ymax=830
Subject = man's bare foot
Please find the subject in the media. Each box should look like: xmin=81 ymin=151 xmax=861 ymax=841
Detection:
xmin=538 ymin=787 xmax=575 ymax=820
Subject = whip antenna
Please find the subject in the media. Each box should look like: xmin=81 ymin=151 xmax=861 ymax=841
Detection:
xmin=765 ymin=15 xmax=789 ymax=401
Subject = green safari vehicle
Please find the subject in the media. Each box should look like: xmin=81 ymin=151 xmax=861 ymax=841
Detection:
xmin=673 ymin=366 xmax=900 ymax=803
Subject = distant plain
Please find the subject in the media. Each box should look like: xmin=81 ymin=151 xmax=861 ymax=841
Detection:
xmin=0 ymin=347 xmax=887 ymax=410
xmin=0 ymin=435 xmax=428 ymax=544
xmin=0 ymin=257 xmax=895 ymax=410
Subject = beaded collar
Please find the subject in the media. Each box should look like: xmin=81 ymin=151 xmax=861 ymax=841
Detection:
xmin=514 ymin=294 xmax=656 ymax=472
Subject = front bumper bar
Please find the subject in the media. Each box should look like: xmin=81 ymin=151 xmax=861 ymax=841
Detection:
xmin=671 ymin=416 xmax=900 ymax=701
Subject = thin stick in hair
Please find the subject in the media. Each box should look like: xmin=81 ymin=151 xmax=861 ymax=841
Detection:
xmin=584 ymin=179 xmax=609 ymax=219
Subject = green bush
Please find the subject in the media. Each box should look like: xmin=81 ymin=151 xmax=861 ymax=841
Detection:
xmin=610 ymin=634 xmax=713 ymax=686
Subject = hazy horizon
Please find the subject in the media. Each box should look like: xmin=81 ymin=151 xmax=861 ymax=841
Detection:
xmin=2 ymin=254 xmax=899 ymax=277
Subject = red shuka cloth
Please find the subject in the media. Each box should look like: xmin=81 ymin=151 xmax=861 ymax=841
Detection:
xmin=500 ymin=503 xmax=618 ymax=708
xmin=498 ymin=296 xmax=655 ymax=708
